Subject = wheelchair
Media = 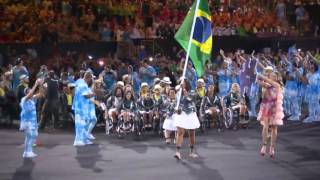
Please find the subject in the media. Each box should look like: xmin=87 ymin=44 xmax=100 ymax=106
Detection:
xmin=104 ymin=114 xmax=113 ymax=135
xmin=222 ymin=103 xmax=250 ymax=130
xmin=152 ymin=108 xmax=166 ymax=137
xmin=115 ymin=111 xmax=136 ymax=138
xmin=200 ymin=107 xmax=223 ymax=132
xmin=135 ymin=108 xmax=164 ymax=137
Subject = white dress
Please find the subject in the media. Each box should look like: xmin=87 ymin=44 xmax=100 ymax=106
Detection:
xmin=173 ymin=111 xmax=200 ymax=130
xmin=163 ymin=115 xmax=177 ymax=131
xmin=162 ymin=100 xmax=177 ymax=131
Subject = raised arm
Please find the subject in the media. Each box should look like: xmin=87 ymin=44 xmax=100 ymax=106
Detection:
xmin=307 ymin=51 xmax=318 ymax=62
xmin=256 ymin=74 xmax=279 ymax=88
xmin=220 ymin=49 xmax=227 ymax=60
xmin=25 ymin=79 xmax=42 ymax=99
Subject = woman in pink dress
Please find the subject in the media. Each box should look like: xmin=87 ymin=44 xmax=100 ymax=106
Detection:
xmin=256 ymin=70 xmax=284 ymax=158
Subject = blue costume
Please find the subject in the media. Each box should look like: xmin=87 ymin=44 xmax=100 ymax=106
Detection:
xmin=103 ymin=71 xmax=116 ymax=92
xmin=12 ymin=66 xmax=29 ymax=92
xmin=20 ymin=96 xmax=38 ymax=158
xmin=298 ymin=67 xmax=307 ymax=107
xmin=284 ymin=65 xmax=301 ymax=121
xmin=203 ymin=70 xmax=215 ymax=89
xmin=140 ymin=65 xmax=156 ymax=86
xmin=72 ymin=79 xmax=95 ymax=146
xmin=217 ymin=68 xmax=232 ymax=97
xmin=304 ymin=72 xmax=320 ymax=123
xmin=131 ymin=71 xmax=141 ymax=96
xmin=185 ymin=67 xmax=197 ymax=90
xmin=249 ymin=82 xmax=259 ymax=117
xmin=230 ymin=63 xmax=240 ymax=85
xmin=86 ymin=88 xmax=97 ymax=140
xmin=248 ymin=59 xmax=262 ymax=118
xmin=67 ymin=74 xmax=75 ymax=83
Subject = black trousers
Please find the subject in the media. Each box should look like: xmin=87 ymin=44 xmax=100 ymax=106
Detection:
xmin=40 ymin=100 xmax=60 ymax=129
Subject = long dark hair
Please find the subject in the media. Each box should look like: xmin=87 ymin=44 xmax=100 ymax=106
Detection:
xmin=114 ymin=86 xmax=124 ymax=97
xmin=206 ymin=84 xmax=217 ymax=96
xmin=124 ymin=90 xmax=134 ymax=101
xmin=182 ymin=79 xmax=191 ymax=92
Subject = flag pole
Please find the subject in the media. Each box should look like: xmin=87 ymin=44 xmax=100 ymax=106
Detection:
xmin=176 ymin=0 xmax=201 ymax=109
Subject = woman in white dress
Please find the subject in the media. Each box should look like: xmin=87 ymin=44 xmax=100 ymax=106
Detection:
xmin=173 ymin=80 xmax=200 ymax=160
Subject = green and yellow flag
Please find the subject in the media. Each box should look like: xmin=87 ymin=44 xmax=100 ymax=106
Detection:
xmin=175 ymin=0 xmax=212 ymax=77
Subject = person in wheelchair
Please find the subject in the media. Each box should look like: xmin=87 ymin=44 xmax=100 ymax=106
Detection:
xmin=60 ymin=83 xmax=75 ymax=123
xmin=137 ymin=90 xmax=154 ymax=129
xmin=193 ymin=79 xmax=206 ymax=115
xmin=160 ymin=77 xmax=172 ymax=97
xmin=139 ymin=82 xmax=149 ymax=99
xmin=106 ymin=86 xmax=124 ymax=131
xmin=152 ymin=84 xmax=165 ymax=131
xmin=223 ymin=83 xmax=248 ymax=130
xmin=119 ymin=90 xmax=137 ymax=132
xmin=200 ymin=84 xmax=223 ymax=132
xmin=92 ymin=79 xmax=108 ymax=126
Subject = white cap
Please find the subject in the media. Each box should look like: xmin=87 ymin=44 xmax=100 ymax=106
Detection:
xmin=141 ymin=82 xmax=148 ymax=87
xmin=154 ymin=78 xmax=160 ymax=83
xmin=153 ymin=84 xmax=161 ymax=91
xmin=117 ymin=81 xmax=124 ymax=87
xmin=122 ymin=74 xmax=129 ymax=79
xmin=264 ymin=66 xmax=273 ymax=71
xmin=197 ymin=78 xmax=205 ymax=83
xmin=161 ymin=77 xmax=171 ymax=84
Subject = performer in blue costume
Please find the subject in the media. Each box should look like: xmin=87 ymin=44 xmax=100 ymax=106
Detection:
xmin=128 ymin=65 xmax=141 ymax=96
xmin=217 ymin=61 xmax=232 ymax=97
xmin=19 ymin=79 xmax=43 ymax=158
xmin=86 ymin=79 xmax=102 ymax=140
xmin=139 ymin=60 xmax=157 ymax=87
xmin=72 ymin=72 xmax=96 ymax=146
xmin=100 ymin=65 xmax=117 ymax=93
xmin=12 ymin=59 xmax=29 ymax=92
xmin=303 ymin=62 xmax=320 ymax=123
xmin=284 ymin=62 xmax=301 ymax=121
xmin=185 ymin=62 xmax=198 ymax=90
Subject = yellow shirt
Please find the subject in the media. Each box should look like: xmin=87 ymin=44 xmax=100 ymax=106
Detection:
xmin=198 ymin=88 xmax=205 ymax=97
xmin=66 ymin=94 xmax=72 ymax=106
xmin=154 ymin=94 xmax=160 ymax=101
xmin=0 ymin=88 xmax=4 ymax=97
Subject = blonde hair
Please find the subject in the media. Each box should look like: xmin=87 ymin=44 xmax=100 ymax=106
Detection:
xmin=231 ymin=83 xmax=240 ymax=92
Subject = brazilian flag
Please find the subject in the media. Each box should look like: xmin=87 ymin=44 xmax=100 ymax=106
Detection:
xmin=175 ymin=0 xmax=212 ymax=77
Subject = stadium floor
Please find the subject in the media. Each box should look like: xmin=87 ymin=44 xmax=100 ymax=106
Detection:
xmin=0 ymin=121 xmax=320 ymax=180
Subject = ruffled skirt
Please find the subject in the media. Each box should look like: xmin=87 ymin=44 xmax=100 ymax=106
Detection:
xmin=258 ymin=89 xmax=284 ymax=126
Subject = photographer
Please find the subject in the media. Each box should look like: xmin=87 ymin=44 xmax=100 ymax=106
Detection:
xmin=39 ymin=70 xmax=60 ymax=130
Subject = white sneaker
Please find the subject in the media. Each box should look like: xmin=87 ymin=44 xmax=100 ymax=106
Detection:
xmin=73 ymin=141 xmax=86 ymax=146
xmin=23 ymin=152 xmax=37 ymax=158
xmin=189 ymin=153 xmax=199 ymax=158
xmin=85 ymin=140 xmax=93 ymax=145
xmin=288 ymin=116 xmax=300 ymax=121
xmin=87 ymin=134 xmax=96 ymax=140
xmin=303 ymin=117 xmax=314 ymax=123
